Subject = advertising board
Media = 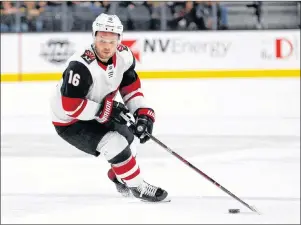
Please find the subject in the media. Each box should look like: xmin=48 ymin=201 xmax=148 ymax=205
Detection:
xmin=1 ymin=30 xmax=299 ymax=81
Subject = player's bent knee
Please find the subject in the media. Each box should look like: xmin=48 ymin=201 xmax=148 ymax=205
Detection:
xmin=96 ymin=131 xmax=130 ymax=162
xmin=114 ymin=124 xmax=135 ymax=145
xmin=108 ymin=145 xmax=131 ymax=164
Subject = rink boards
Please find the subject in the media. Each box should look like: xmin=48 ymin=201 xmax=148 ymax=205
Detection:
xmin=1 ymin=30 xmax=300 ymax=81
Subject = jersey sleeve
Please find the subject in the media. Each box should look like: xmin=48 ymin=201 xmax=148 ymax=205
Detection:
xmin=119 ymin=52 xmax=149 ymax=114
xmin=60 ymin=61 xmax=100 ymax=120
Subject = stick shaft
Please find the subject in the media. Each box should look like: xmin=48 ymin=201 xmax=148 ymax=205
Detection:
xmin=148 ymin=133 xmax=259 ymax=214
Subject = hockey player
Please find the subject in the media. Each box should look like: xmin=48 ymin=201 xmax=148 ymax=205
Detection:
xmin=50 ymin=13 xmax=168 ymax=202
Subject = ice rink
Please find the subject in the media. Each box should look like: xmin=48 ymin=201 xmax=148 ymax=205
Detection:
xmin=1 ymin=79 xmax=300 ymax=224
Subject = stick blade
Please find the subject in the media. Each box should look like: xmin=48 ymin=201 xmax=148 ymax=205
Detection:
xmin=249 ymin=205 xmax=261 ymax=215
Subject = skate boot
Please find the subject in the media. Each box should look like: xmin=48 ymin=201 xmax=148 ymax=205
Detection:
xmin=129 ymin=180 xmax=168 ymax=202
xmin=107 ymin=168 xmax=131 ymax=197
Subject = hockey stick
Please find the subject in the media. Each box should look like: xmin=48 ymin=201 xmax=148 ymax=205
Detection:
xmin=120 ymin=113 xmax=260 ymax=214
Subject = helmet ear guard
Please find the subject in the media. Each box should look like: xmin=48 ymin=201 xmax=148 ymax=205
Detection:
xmin=118 ymin=34 xmax=123 ymax=44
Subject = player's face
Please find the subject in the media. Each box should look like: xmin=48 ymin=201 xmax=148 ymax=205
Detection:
xmin=94 ymin=31 xmax=119 ymax=60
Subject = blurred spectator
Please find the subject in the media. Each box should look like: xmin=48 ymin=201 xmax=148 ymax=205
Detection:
xmin=192 ymin=1 xmax=229 ymax=30
xmin=246 ymin=1 xmax=263 ymax=29
xmin=116 ymin=1 xmax=139 ymax=30
xmin=166 ymin=1 xmax=229 ymax=30
xmin=99 ymin=1 xmax=111 ymax=13
xmin=20 ymin=1 xmax=45 ymax=32
xmin=72 ymin=1 xmax=104 ymax=16
xmin=182 ymin=1 xmax=200 ymax=30
xmin=118 ymin=1 xmax=136 ymax=9
xmin=115 ymin=1 xmax=162 ymax=30
xmin=141 ymin=1 xmax=159 ymax=30
xmin=214 ymin=1 xmax=229 ymax=30
xmin=46 ymin=1 xmax=63 ymax=6
xmin=167 ymin=1 xmax=198 ymax=30
xmin=1 ymin=1 xmax=19 ymax=32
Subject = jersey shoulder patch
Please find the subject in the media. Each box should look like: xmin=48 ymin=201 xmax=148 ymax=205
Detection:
xmin=117 ymin=44 xmax=129 ymax=52
xmin=117 ymin=45 xmax=134 ymax=70
xmin=81 ymin=49 xmax=96 ymax=64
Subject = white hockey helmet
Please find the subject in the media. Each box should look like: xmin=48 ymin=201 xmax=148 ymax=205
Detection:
xmin=92 ymin=13 xmax=123 ymax=42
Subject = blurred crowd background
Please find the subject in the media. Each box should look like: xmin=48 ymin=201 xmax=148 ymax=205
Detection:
xmin=1 ymin=1 xmax=300 ymax=32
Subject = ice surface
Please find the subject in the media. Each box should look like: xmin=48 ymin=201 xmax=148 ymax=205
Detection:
xmin=1 ymin=81 xmax=300 ymax=224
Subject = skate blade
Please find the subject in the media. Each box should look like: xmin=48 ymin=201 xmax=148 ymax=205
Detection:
xmin=141 ymin=199 xmax=171 ymax=203
xmin=119 ymin=191 xmax=133 ymax=198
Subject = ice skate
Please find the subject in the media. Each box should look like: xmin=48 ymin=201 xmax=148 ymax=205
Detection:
xmin=129 ymin=180 xmax=168 ymax=202
xmin=107 ymin=168 xmax=132 ymax=197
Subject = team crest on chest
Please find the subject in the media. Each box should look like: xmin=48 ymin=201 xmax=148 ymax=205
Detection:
xmin=81 ymin=50 xmax=96 ymax=64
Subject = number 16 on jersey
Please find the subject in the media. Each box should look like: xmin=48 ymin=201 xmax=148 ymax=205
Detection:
xmin=68 ymin=70 xmax=81 ymax=86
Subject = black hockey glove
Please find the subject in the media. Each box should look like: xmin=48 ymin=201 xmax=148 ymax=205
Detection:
xmin=133 ymin=108 xmax=155 ymax=144
xmin=111 ymin=101 xmax=129 ymax=124
xmin=97 ymin=95 xmax=129 ymax=124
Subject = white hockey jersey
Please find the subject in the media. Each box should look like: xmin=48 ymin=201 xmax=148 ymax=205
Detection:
xmin=50 ymin=44 xmax=150 ymax=126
